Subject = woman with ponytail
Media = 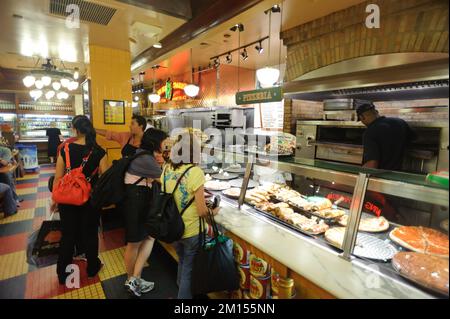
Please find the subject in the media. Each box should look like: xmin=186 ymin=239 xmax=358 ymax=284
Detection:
xmin=53 ymin=117 xmax=109 ymax=284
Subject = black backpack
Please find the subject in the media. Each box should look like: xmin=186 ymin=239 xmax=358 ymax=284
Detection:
xmin=145 ymin=165 xmax=195 ymax=243
xmin=90 ymin=151 xmax=151 ymax=209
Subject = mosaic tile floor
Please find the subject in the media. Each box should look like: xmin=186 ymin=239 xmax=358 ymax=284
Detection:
xmin=0 ymin=165 xmax=179 ymax=299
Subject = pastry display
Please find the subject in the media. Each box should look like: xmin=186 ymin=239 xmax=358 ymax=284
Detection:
xmin=288 ymin=214 xmax=329 ymax=235
xmin=389 ymin=226 xmax=449 ymax=258
xmin=229 ymin=178 xmax=259 ymax=189
xmin=338 ymin=214 xmax=390 ymax=233
xmin=204 ymin=180 xmax=231 ymax=191
xmin=313 ymin=208 xmax=346 ymax=219
xmin=392 ymin=252 xmax=449 ymax=296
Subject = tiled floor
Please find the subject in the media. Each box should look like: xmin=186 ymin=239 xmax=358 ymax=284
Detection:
xmin=0 ymin=165 xmax=179 ymax=299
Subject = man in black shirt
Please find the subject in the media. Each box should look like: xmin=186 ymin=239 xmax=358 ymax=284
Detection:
xmin=357 ymin=103 xmax=415 ymax=170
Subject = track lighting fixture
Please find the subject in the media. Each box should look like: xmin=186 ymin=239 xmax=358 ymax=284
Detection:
xmin=230 ymin=23 xmax=244 ymax=32
xmin=255 ymin=42 xmax=263 ymax=54
xmin=213 ymin=58 xmax=220 ymax=68
xmin=240 ymin=48 xmax=248 ymax=61
xmin=226 ymin=52 xmax=232 ymax=64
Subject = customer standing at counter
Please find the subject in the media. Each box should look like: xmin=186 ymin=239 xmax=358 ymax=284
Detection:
xmin=46 ymin=122 xmax=63 ymax=164
xmin=122 ymin=128 xmax=169 ymax=297
xmin=163 ymin=131 xmax=220 ymax=299
xmin=96 ymin=115 xmax=146 ymax=158
xmin=357 ymin=103 xmax=415 ymax=170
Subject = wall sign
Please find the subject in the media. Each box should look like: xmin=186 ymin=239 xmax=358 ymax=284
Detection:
xmin=235 ymin=87 xmax=282 ymax=105
xmin=103 ymin=100 xmax=125 ymax=125
xmin=156 ymin=80 xmax=189 ymax=103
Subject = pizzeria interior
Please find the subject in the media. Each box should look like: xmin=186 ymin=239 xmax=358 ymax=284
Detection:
xmin=0 ymin=0 xmax=448 ymax=300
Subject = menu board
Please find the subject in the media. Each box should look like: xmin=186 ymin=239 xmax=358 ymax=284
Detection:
xmin=260 ymin=101 xmax=284 ymax=129
xmin=81 ymin=80 xmax=91 ymax=119
xmin=104 ymin=100 xmax=125 ymax=125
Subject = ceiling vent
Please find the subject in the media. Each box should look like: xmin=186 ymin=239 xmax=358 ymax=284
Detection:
xmin=49 ymin=0 xmax=117 ymax=26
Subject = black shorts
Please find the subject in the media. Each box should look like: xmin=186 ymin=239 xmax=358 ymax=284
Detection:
xmin=122 ymin=184 xmax=152 ymax=243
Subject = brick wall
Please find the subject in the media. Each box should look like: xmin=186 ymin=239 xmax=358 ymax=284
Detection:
xmin=281 ymin=0 xmax=449 ymax=81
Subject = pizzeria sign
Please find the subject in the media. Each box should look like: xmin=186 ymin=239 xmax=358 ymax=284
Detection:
xmin=235 ymin=87 xmax=282 ymax=105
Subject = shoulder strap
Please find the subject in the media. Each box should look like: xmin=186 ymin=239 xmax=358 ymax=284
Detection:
xmin=172 ymin=165 xmax=195 ymax=195
xmin=64 ymin=143 xmax=71 ymax=170
xmin=179 ymin=196 xmax=195 ymax=216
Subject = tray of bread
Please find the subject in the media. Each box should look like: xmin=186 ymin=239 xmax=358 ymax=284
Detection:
xmin=222 ymin=187 xmax=242 ymax=199
xmin=325 ymin=227 xmax=398 ymax=261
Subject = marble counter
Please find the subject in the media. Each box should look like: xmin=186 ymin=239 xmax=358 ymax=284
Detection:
xmin=215 ymin=201 xmax=436 ymax=299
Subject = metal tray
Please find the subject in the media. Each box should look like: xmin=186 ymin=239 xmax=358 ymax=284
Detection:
xmin=211 ymin=173 xmax=239 ymax=180
xmin=229 ymin=178 xmax=259 ymax=189
xmin=223 ymin=166 xmax=247 ymax=174
xmin=329 ymin=232 xmax=397 ymax=262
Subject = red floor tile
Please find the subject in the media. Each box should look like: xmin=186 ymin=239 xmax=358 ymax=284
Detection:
xmin=25 ymin=260 xmax=100 ymax=299
xmin=16 ymin=183 xmax=39 ymax=189
xmin=18 ymin=200 xmax=37 ymax=210
xmin=32 ymin=217 xmax=45 ymax=231
xmin=0 ymin=233 xmax=29 ymax=255
xmin=99 ymin=228 xmax=126 ymax=252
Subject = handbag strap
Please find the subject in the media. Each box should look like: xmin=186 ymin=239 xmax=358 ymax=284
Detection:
xmin=64 ymin=143 xmax=71 ymax=170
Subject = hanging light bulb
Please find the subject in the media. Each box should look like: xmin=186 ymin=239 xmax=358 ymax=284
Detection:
xmin=60 ymin=78 xmax=70 ymax=88
xmin=148 ymin=93 xmax=160 ymax=103
xmin=184 ymin=84 xmax=200 ymax=97
xmin=256 ymin=67 xmax=280 ymax=88
xmin=23 ymin=75 xmax=36 ymax=87
xmin=41 ymin=76 xmax=52 ymax=86
xmin=68 ymin=81 xmax=79 ymax=91
xmin=52 ymin=81 xmax=61 ymax=91
xmin=45 ymin=90 xmax=55 ymax=100
xmin=57 ymin=91 xmax=68 ymax=100
xmin=30 ymin=90 xmax=43 ymax=100
xmin=35 ymin=80 xmax=44 ymax=89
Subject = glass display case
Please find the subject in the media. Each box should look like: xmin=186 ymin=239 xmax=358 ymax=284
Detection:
xmin=18 ymin=114 xmax=73 ymax=140
xmin=201 ymin=147 xmax=449 ymax=298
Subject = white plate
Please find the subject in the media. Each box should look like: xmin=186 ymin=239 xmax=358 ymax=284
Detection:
xmin=204 ymin=180 xmax=231 ymax=191
xmin=229 ymin=178 xmax=259 ymax=189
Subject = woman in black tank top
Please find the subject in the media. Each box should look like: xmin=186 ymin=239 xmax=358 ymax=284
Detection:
xmin=53 ymin=117 xmax=109 ymax=284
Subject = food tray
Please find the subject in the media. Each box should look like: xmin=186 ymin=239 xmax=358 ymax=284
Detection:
xmin=223 ymin=166 xmax=247 ymax=174
xmin=250 ymin=206 xmax=321 ymax=237
xmin=222 ymin=188 xmax=242 ymax=199
xmin=229 ymin=178 xmax=259 ymax=189
xmin=337 ymin=212 xmax=391 ymax=233
xmin=203 ymin=167 xmax=220 ymax=174
xmin=326 ymin=232 xmax=397 ymax=262
xmin=272 ymin=197 xmax=340 ymax=224
xmin=211 ymin=173 xmax=239 ymax=180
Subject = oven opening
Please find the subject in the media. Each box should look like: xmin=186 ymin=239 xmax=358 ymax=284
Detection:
xmin=317 ymin=127 xmax=365 ymax=146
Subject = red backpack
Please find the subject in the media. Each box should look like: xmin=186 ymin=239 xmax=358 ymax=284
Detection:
xmin=52 ymin=143 xmax=98 ymax=206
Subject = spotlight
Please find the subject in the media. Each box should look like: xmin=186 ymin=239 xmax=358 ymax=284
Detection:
xmin=230 ymin=23 xmax=244 ymax=32
xmin=255 ymin=42 xmax=263 ymax=54
xmin=240 ymin=48 xmax=248 ymax=61
xmin=272 ymin=4 xmax=281 ymax=13
xmin=213 ymin=58 xmax=220 ymax=68
xmin=226 ymin=52 xmax=232 ymax=64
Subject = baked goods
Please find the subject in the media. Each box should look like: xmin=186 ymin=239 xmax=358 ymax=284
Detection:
xmin=313 ymin=208 xmax=345 ymax=219
xmin=289 ymin=214 xmax=329 ymax=235
xmin=325 ymin=227 xmax=347 ymax=249
xmin=287 ymin=197 xmax=313 ymax=211
xmin=338 ymin=214 xmax=390 ymax=233
xmin=204 ymin=180 xmax=231 ymax=191
xmin=274 ymin=188 xmax=303 ymax=202
xmin=222 ymin=187 xmax=242 ymax=198
xmin=308 ymin=197 xmax=333 ymax=211
xmin=389 ymin=226 xmax=449 ymax=258
xmin=392 ymin=252 xmax=449 ymax=295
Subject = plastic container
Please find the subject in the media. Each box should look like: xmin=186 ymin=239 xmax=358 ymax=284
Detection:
xmin=426 ymin=170 xmax=449 ymax=188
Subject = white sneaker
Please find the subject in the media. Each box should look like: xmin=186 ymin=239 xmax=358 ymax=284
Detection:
xmin=125 ymin=277 xmax=141 ymax=297
xmin=137 ymin=278 xmax=155 ymax=294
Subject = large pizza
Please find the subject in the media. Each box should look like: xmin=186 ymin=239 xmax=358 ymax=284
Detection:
xmin=338 ymin=214 xmax=390 ymax=233
xmin=389 ymin=226 xmax=449 ymax=258
xmin=392 ymin=252 xmax=449 ymax=296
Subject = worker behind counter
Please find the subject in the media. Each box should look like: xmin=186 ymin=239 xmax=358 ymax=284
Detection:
xmin=357 ymin=103 xmax=416 ymax=170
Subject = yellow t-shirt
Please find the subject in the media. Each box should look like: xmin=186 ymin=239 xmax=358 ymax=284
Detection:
xmin=161 ymin=164 xmax=205 ymax=239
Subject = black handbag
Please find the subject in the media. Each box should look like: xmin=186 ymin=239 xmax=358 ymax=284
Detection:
xmin=191 ymin=213 xmax=240 ymax=295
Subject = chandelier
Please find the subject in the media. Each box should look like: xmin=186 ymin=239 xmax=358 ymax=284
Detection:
xmin=22 ymin=58 xmax=79 ymax=101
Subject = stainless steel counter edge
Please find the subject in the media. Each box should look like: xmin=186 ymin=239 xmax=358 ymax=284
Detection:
xmin=215 ymin=200 xmax=434 ymax=299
